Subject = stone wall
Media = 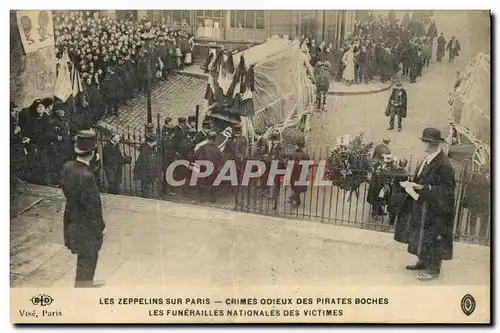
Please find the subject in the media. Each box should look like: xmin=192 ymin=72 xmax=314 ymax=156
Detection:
xmin=10 ymin=11 xmax=56 ymax=108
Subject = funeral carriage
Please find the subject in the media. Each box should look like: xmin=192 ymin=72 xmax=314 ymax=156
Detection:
xmin=198 ymin=36 xmax=316 ymax=156
xmin=445 ymin=52 xmax=490 ymax=173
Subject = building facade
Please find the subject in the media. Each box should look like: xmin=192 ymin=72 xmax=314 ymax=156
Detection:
xmin=108 ymin=10 xmax=357 ymax=50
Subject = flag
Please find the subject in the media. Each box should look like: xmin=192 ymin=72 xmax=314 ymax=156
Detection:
xmin=71 ymin=64 xmax=83 ymax=97
xmin=54 ymin=49 xmax=72 ymax=102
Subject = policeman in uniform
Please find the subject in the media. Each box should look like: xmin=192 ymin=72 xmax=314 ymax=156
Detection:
xmin=385 ymin=82 xmax=407 ymax=132
xmin=61 ymin=130 xmax=106 ymax=288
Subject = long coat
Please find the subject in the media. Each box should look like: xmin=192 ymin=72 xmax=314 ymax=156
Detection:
xmin=103 ymin=142 xmax=129 ymax=186
xmin=385 ymin=88 xmax=408 ymax=118
xmin=133 ymin=143 xmax=159 ymax=184
xmin=61 ymin=160 xmax=105 ymax=254
xmin=342 ymin=50 xmax=355 ymax=81
xmin=394 ymin=151 xmax=455 ymax=260
xmin=437 ymin=36 xmax=446 ymax=59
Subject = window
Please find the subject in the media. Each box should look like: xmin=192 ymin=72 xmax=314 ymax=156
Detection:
xmin=195 ymin=10 xmax=224 ymax=40
xmin=150 ymin=10 xmax=191 ymax=30
xmin=230 ymin=10 xmax=265 ymax=30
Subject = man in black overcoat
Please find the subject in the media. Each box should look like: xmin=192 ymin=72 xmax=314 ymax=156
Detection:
xmin=394 ymin=128 xmax=455 ymax=281
xmin=194 ymin=131 xmax=223 ymax=202
xmin=134 ymin=132 xmax=160 ymax=198
xmin=60 ymin=130 xmax=106 ymax=288
xmin=103 ymin=134 xmax=131 ymax=194
xmin=385 ymin=82 xmax=407 ymax=132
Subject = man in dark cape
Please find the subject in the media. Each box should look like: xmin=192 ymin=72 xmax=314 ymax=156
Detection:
xmin=385 ymin=82 xmax=407 ymax=132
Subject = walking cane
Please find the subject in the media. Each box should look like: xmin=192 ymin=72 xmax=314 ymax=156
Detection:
xmin=417 ymin=201 xmax=428 ymax=257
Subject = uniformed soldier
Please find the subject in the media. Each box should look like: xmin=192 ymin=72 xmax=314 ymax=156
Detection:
xmin=385 ymin=82 xmax=408 ymax=132
xmin=61 ymin=130 xmax=106 ymax=288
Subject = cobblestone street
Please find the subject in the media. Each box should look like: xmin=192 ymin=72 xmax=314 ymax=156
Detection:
xmin=101 ymin=74 xmax=208 ymax=131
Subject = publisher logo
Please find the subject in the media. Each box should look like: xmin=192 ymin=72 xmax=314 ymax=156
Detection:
xmin=31 ymin=294 xmax=54 ymax=307
xmin=461 ymin=294 xmax=476 ymax=316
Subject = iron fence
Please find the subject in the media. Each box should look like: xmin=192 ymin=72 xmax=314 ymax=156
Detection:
xmin=94 ymin=122 xmax=491 ymax=247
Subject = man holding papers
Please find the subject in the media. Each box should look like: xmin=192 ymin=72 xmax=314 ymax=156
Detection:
xmin=394 ymin=128 xmax=456 ymax=281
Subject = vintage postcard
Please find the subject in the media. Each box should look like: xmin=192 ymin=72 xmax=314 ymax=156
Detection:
xmin=10 ymin=9 xmax=491 ymax=324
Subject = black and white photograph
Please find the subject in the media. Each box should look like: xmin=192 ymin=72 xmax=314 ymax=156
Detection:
xmin=9 ymin=8 xmax=491 ymax=324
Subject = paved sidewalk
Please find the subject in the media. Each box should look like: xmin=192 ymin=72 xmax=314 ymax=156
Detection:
xmin=11 ymin=184 xmax=490 ymax=289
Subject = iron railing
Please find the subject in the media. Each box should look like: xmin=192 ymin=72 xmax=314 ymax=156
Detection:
xmin=94 ymin=121 xmax=491 ymax=247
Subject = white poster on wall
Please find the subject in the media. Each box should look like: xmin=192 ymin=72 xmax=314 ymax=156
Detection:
xmin=16 ymin=10 xmax=55 ymax=54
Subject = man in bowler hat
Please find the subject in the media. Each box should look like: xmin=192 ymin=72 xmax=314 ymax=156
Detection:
xmin=60 ymin=130 xmax=106 ymax=288
xmin=394 ymin=127 xmax=455 ymax=281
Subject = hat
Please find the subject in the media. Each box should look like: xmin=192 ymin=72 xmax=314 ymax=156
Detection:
xmin=187 ymin=116 xmax=196 ymax=123
xmin=382 ymin=137 xmax=391 ymax=144
xmin=164 ymin=117 xmax=173 ymax=124
xmin=178 ymin=117 xmax=187 ymax=123
xmin=419 ymin=127 xmax=444 ymax=143
xmin=202 ymin=119 xmax=211 ymax=127
xmin=145 ymin=132 xmax=157 ymax=142
xmin=74 ymin=130 xmax=97 ymax=155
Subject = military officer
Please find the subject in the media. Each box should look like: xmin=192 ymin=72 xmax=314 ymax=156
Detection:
xmin=385 ymin=82 xmax=407 ymax=132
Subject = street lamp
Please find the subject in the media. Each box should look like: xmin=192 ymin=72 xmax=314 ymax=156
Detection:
xmin=140 ymin=21 xmax=156 ymax=133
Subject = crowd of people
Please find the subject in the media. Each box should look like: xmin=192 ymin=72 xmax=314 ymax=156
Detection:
xmin=300 ymin=15 xmax=456 ymax=86
xmin=53 ymin=11 xmax=195 ymax=128
xmin=11 ymin=98 xmax=76 ymax=190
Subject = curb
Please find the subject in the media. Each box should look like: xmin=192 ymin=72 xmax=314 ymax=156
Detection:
xmin=328 ymin=83 xmax=393 ymax=96
xmin=174 ymin=68 xmax=208 ymax=80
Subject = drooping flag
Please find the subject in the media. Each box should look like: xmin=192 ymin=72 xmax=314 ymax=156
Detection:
xmin=71 ymin=63 xmax=83 ymax=97
xmin=54 ymin=49 xmax=72 ymax=102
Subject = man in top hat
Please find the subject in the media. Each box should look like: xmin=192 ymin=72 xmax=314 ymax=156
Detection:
xmin=385 ymin=81 xmax=407 ymax=132
xmin=133 ymin=132 xmax=160 ymax=198
xmin=394 ymin=127 xmax=455 ymax=281
xmin=60 ymin=130 xmax=106 ymax=288
xmin=103 ymin=133 xmax=131 ymax=194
